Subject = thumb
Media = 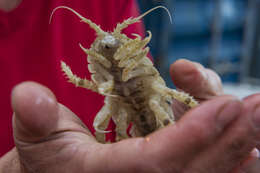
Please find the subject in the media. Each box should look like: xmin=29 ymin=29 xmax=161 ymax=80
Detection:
xmin=170 ymin=59 xmax=223 ymax=100
xmin=10 ymin=82 xmax=97 ymax=172
xmin=11 ymin=81 xmax=59 ymax=143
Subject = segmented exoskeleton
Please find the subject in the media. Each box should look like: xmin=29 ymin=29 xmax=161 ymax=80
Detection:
xmin=50 ymin=6 xmax=198 ymax=143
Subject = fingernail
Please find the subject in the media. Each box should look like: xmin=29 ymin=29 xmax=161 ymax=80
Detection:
xmin=252 ymin=105 xmax=260 ymax=128
xmin=251 ymin=148 xmax=260 ymax=158
xmin=217 ymin=100 xmax=242 ymax=127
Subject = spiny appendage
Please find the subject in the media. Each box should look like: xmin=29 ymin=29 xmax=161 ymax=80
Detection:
xmin=152 ymin=82 xmax=198 ymax=108
xmin=114 ymin=38 xmax=140 ymax=61
xmin=61 ymin=61 xmax=98 ymax=92
xmin=169 ymin=89 xmax=198 ymax=108
xmin=113 ymin=107 xmax=130 ymax=141
xmin=112 ymin=6 xmax=172 ymax=35
xmin=93 ymin=98 xmax=113 ymax=143
xmin=94 ymin=97 xmax=131 ymax=143
xmin=79 ymin=43 xmax=112 ymax=68
xmin=121 ymin=66 xmax=159 ymax=82
xmin=121 ymin=47 xmax=150 ymax=82
xmin=114 ymin=31 xmax=151 ymax=61
xmin=141 ymin=31 xmax=152 ymax=47
xmin=113 ymin=17 xmax=138 ymax=36
xmin=131 ymin=33 xmax=142 ymax=40
xmin=120 ymin=47 xmax=150 ymax=68
xmin=50 ymin=6 xmax=106 ymax=37
xmin=113 ymin=32 xmax=142 ymax=45
xmin=113 ymin=33 xmax=131 ymax=45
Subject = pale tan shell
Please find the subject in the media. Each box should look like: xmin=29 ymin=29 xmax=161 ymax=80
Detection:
xmin=52 ymin=6 xmax=199 ymax=143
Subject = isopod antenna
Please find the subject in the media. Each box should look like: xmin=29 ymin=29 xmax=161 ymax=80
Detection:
xmin=49 ymin=6 xmax=106 ymax=37
xmin=113 ymin=5 xmax=172 ymax=35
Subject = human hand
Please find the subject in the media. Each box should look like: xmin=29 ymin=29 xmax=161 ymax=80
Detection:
xmin=0 ymin=79 xmax=259 ymax=173
xmin=170 ymin=59 xmax=260 ymax=172
xmin=1 ymin=60 xmax=260 ymax=173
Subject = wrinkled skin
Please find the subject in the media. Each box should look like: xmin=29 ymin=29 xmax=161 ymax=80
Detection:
xmin=0 ymin=59 xmax=260 ymax=173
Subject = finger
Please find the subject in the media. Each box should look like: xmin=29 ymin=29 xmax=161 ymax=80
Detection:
xmin=186 ymin=94 xmax=260 ymax=173
xmin=12 ymin=81 xmax=59 ymax=142
xmin=11 ymin=81 xmax=93 ymax=143
xmin=11 ymin=82 xmax=98 ymax=172
xmin=94 ymin=96 xmax=240 ymax=172
xmin=212 ymin=148 xmax=258 ymax=173
xmin=170 ymin=59 xmax=223 ymax=100
xmin=127 ymin=96 xmax=241 ymax=172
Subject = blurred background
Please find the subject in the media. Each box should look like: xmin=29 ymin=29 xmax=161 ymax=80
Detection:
xmin=137 ymin=0 xmax=260 ymax=98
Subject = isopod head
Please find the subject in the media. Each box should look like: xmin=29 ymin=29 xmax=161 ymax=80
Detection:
xmin=94 ymin=34 xmax=121 ymax=59
xmin=50 ymin=5 xmax=172 ymax=57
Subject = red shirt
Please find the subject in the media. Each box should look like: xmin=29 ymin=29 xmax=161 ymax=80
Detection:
xmin=0 ymin=0 xmax=144 ymax=156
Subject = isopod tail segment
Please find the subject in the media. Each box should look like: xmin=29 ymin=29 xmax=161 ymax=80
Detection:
xmin=112 ymin=5 xmax=172 ymax=36
xmin=49 ymin=6 xmax=106 ymax=37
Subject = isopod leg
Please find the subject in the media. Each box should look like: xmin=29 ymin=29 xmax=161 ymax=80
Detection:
xmin=114 ymin=39 xmax=139 ymax=61
xmin=97 ymin=80 xmax=114 ymax=96
xmin=93 ymin=97 xmax=115 ymax=143
xmin=121 ymin=47 xmax=149 ymax=68
xmin=121 ymin=48 xmax=150 ymax=81
xmin=61 ymin=61 xmax=98 ymax=92
xmin=122 ymin=65 xmax=158 ymax=82
xmin=129 ymin=124 xmax=142 ymax=137
xmin=115 ymin=31 xmax=151 ymax=63
xmin=112 ymin=106 xmax=130 ymax=141
xmin=79 ymin=44 xmax=112 ymax=68
xmin=149 ymin=94 xmax=174 ymax=127
xmin=90 ymin=62 xmax=115 ymax=95
xmin=152 ymin=83 xmax=199 ymax=108
xmin=91 ymin=63 xmax=114 ymax=81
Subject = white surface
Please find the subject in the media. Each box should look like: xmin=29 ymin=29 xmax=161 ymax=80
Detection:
xmin=223 ymin=83 xmax=260 ymax=99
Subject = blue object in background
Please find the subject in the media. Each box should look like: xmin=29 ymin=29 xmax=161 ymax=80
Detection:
xmin=138 ymin=0 xmax=249 ymax=88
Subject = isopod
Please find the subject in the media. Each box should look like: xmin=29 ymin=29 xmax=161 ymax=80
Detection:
xmin=50 ymin=6 xmax=199 ymax=143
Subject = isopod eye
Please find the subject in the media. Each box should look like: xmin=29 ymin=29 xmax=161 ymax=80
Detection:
xmin=105 ymin=45 xmax=110 ymax=49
